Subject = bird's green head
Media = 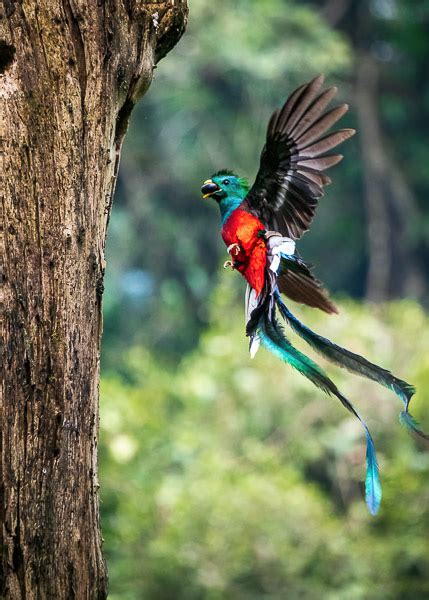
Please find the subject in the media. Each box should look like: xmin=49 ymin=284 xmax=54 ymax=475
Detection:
xmin=201 ymin=170 xmax=249 ymax=202
xmin=201 ymin=170 xmax=249 ymax=223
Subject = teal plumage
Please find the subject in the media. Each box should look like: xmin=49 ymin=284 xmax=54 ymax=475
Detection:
xmin=201 ymin=75 xmax=427 ymax=515
xmin=399 ymin=411 xmax=429 ymax=441
xmin=258 ymin=305 xmax=382 ymax=515
xmin=274 ymin=289 xmax=427 ymax=443
xmin=364 ymin=431 xmax=382 ymax=516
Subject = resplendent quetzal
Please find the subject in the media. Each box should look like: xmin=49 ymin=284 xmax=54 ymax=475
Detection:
xmin=201 ymin=75 xmax=427 ymax=515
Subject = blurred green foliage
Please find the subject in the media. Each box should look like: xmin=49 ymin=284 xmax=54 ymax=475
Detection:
xmin=101 ymin=0 xmax=429 ymax=597
xmin=101 ymin=281 xmax=429 ymax=599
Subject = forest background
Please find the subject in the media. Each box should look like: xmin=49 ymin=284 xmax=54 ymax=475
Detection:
xmin=100 ymin=1 xmax=429 ymax=598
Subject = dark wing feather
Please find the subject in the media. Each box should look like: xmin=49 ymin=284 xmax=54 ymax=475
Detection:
xmin=244 ymin=75 xmax=355 ymax=240
xmin=277 ymin=256 xmax=338 ymax=315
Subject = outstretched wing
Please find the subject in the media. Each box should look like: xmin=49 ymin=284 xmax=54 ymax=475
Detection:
xmin=244 ymin=74 xmax=355 ymax=240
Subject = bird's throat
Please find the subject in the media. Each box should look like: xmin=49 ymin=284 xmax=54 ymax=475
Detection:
xmin=219 ymin=196 xmax=243 ymax=224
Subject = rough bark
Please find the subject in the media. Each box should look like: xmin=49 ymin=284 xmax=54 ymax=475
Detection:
xmin=1 ymin=1 xmax=187 ymax=598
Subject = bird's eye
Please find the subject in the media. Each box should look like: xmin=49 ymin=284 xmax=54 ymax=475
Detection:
xmin=223 ymin=179 xmax=230 ymax=185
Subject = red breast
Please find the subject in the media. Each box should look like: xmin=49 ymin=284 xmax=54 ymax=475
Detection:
xmin=222 ymin=209 xmax=267 ymax=295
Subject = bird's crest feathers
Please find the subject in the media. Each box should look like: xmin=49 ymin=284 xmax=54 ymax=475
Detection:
xmin=212 ymin=170 xmax=250 ymax=193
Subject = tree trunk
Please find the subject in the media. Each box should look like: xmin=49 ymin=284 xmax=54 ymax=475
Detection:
xmin=1 ymin=1 xmax=187 ymax=598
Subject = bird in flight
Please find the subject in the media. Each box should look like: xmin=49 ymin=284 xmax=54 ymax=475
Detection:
xmin=201 ymin=75 xmax=427 ymax=515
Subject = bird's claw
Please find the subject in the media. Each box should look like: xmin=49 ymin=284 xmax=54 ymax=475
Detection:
xmin=227 ymin=243 xmax=241 ymax=256
xmin=223 ymin=260 xmax=235 ymax=270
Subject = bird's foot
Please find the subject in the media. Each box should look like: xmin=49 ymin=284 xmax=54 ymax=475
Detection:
xmin=227 ymin=243 xmax=241 ymax=256
xmin=223 ymin=260 xmax=235 ymax=270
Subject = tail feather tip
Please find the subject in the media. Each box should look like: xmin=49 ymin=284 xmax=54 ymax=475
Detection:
xmin=365 ymin=432 xmax=382 ymax=516
xmin=399 ymin=411 xmax=429 ymax=443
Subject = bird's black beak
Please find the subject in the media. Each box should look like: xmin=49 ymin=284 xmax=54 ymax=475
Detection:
xmin=201 ymin=179 xmax=221 ymax=199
